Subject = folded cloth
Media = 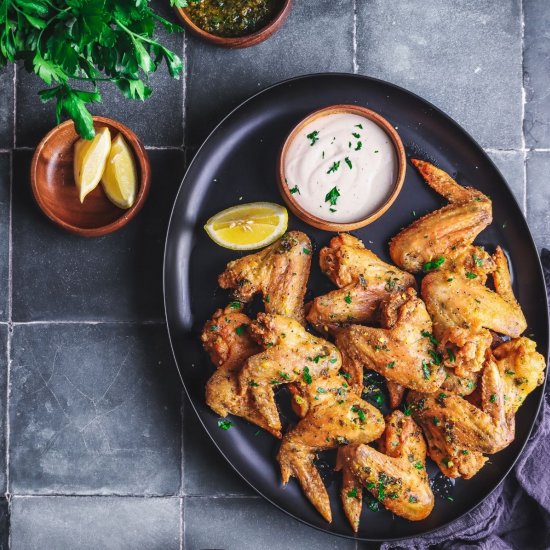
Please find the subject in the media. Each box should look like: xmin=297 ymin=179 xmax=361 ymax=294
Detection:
xmin=383 ymin=249 xmax=550 ymax=550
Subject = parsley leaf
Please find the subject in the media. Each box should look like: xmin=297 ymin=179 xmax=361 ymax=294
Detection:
xmin=306 ymin=130 xmax=319 ymax=145
xmin=423 ymin=256 xmax=445 ymax=272
xmin=344 ymin=156 xmax=352 ymax=169
xmin=217 ymin=419 xmax=233 ymax=430
xmin=465 ymin=272 xmax=478 ymax=279
xmin=325 ymin=186 xmax=340 ymax=206
xmin=326 ymin=161 xmax=340 ymax=174
xmin=289 ymin=185 xmax=300 ymax=194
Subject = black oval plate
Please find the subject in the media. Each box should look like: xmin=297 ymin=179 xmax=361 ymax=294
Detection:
xmin=164 ymin=74 xmax=549 ymax=542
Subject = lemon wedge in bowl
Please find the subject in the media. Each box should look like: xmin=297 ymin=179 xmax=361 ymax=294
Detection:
xmin=73 ymin=126 xmax=111 ymax=203
xmin=204 ymin=202 xmax=288 ymax=250
xmin=101 ymin=134 xmax=137 ymax=209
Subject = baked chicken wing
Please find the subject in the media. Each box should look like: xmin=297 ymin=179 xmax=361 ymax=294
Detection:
xmin=337 ymin=411 xmax=434 ymax=531
xmin=201 ymin=305 xmax=279 ymax=436
xmin=389 ymin=159 xmax=492 ymax=273
xmin=335 ymin=288 xmax=446 ymax=391
xmin=218 ymin=231 xmax=312 ymax=324
xmin=422 ymin=245 xmax=527 ymax=376
xmin=308 ymin=237 xmax=415 ymax=333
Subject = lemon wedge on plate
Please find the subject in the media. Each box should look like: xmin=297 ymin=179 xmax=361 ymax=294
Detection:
xmin=101 ymin=134 xmax=138 ymax=209
xmin=73 ymin=126 xmax=111 ymax=203
xmin=204 ymin=202 xmax=288 ymax=250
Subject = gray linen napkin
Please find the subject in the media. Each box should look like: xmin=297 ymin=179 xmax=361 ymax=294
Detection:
xmin=383 ymin=249 xmax=550 ymax=550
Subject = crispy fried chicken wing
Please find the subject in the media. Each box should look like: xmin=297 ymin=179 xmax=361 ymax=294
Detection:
xmin=201 ymin=305 xmax=280 ymax=437
xmin=337 ymin=411 xmax=434 ymax=531
xmin=238 ymin=313 xmax=342 ymax=436
xmin=409 ymin=355 xmax=516 ymax=475
xmin=422 ymin=245 xmax=527 ymax=376
xmin=320 ymin=234 xmax=416 ymax=289
xmin=335 ymin=288 xmax=446 ymax=391
xmin=278 ymin=389 xmax=384 ymax=523
xmin=309 ymin=238 xmax=415 ymax=333
xmin=493 ymin=337 xmax=546 ymax=415
xmin=218 ymin=231 xmax=311 ymax=324
xmin=390 ymin=160 xmax=492 ymax=273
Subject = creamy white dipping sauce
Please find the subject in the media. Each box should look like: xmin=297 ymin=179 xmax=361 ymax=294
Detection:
xmin=284 ymin=112 xmax=397 ymax=223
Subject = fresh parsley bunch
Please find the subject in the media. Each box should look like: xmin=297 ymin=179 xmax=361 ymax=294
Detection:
xmin=0 ymin=0 xmax=192 ymax=138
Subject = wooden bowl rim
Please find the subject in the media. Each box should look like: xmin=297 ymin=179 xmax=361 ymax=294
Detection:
xmin=30 ymin=116 xmax=151 ymax=237
xmin=174 ymin=0 xmax=292 ymax=48
xmin=278 ymin=104 xmax=407 ymax=232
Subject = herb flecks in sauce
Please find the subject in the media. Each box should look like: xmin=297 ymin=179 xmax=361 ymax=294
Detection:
xmin=185 ymin=0 xmax=283 ymax=38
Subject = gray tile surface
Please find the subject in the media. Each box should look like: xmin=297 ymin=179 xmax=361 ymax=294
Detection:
xmin=0 ymin=154 xmax=9 ymax=321
xmin=486 ymin=150 xmax=525 ymax=213
xmin=356 ymin=0 xmax=523 ymax=149
xmin=183 ymin=398 xmax=252 ymax=496
xmin=10 ymin=496 xmax=180 ymax=550
xmin=185 ymin=0 xmax=354 ymax=146
xmin=0 ymin=499 xmax=8 ymax=550
xmin=9 ymin=323 xmax=181 ymax=494
xmin=0 ymin=326 xmax=7 ymax=494
xmin=524 ymin=0 xmax=550 ymax=148
xmin=11 ymin=149 xmax=184 ymax=322
xmin=15 ymin=2 xmax=184 ymax=148
xmin=526 ymin=151 xmax=550 ymax=251
xmin=184 ymin=497 xmax=356 ymax=550
xmin=0 ymin=65 xmax=14 ymax=149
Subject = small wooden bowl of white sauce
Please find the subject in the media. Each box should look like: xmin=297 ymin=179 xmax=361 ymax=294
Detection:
xmin=278 ymin=105 xmax=406 ymax=231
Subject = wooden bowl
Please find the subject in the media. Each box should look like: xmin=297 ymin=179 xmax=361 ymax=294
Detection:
xmin=174 ymin=0 xmax=292 ymax=48
xmin=278 ymin=104 xmax=406 ymax=232
xmin=31 ymin=116 xmax=151 ymax=237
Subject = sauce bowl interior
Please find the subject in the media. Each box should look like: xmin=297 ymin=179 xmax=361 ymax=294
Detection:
xmin=278 ymin=104 xmax=406 ymax=232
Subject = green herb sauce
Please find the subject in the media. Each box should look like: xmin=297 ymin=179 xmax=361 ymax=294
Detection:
xmin=186 ymin=0 xmax=283 ymax=38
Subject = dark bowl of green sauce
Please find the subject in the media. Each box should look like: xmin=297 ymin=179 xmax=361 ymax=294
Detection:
xmin=175 ymin=0 xmax=292 ymax=48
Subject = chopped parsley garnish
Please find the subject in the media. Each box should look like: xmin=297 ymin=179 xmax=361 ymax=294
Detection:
xmin=505 ymin=369 xmax=515 ymax=375
xmin=235 ymin=324 xmax=248 ymax=336
xmin=279 ymin=371 xmax=291 ymax=380
xmin=217 ymin=419 xmax=233 ymax=430
xmin=374 ymin=150 xmax=379 ymax=153
xmin=303 ymin=367 xmax=312 ymax=385
xmin=355 ymin=124 xmax=363 ymax=129
xmin=302 ymin=247 xmax=311 ymax=255
xmin=446 ymin=348 xmax=456 ymax=362
xmin=327 ymin=161 xmax=341 ymax=174
xmin=289 ymin=185 xmax=300 ymax=194
xmin=465 ymin=272 xmax=477 ymax=279
xmin=387 ymin=361 xmax=395 ymax=369
xmin=447 ymin=277 xmax=454 ymax=282
xmin=340 ymin=371 xmax=352 ymax=380
xmin=347 ymin=487 xmax=358 ymax=498
xmin=344 ymin=292 xmax=352 ymax=304
xmin=325 ymin=186 xmax=341 ymax=206
xmin=264 ymin=295 xmax=270 ymax=303
xmin=423 ymin=256 xmax=445 ymax=272
xmin=403 ymin=405 xmax=412 ymax=416
xmin=414 ymin=461 xmax=424 ymax=470
xmin=248 ymin=380 xmax=259 ymax=387
xmin=313 ymin=354 xmax=327 ymax=363
xmin=329 ymin=208 xmax=337 ymax=213
xmin=461 ymin=449 xmax=469 ymax=455
xmin=429 ymin=349 xmax=443 ymax=365
xmin=355 ymin=141 xmax=362 ymax=151
xmin=409 ymin=495 xmax=418 ymax=504
xmin=344 ymin=157 xmax=353 ymax=169
xmin=490 ymin=394 xmax=497 ymax=403
xmin=472 ymin=254 xmax=483 ymax=267
xmin=329 ymin=358 xmax=338 ymax=364
xmin=432 ymin=416 xmax=441 ymax=426
xmin=228 ymin=301 xmax=241 ymax=309
xmin=351 ymin=405 xmax=366 ymax=422
xmin=441 ymin=457 xmax=452 ymax=468
xmin=306 ymin=130 xmax=319 ymax=146
xmin=210 ymin=325 xmax=219 ymax=332
xmin=385 ymin=278 xmax=396 ymax=291
xmin=352 ymin=132 xmax=361 ymax=139
xmin=421 ymin=330 xmax=439 ymax=347
xmin=421 ymin=360 xmax=431 ymax=380
xmin=367 ymin=499 xmax=380 ymax=512
xmin=316 ymin=387 xmax=327 ymax=394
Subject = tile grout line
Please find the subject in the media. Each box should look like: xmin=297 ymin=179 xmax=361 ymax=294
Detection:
xmin=12 ymin=63 xmax=16 ymax=149
xmin=6 ymin=148 xmax=13 ymax=550
xmin=352 ymin=0 xmax=358 ymax=74
xmin=519 ymin=0 xmax=528 ymax=216
xmin=180 ymin=390 xmax=185 ymax=499
xmin=180 ymin=495 xmax=184 ymax=550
